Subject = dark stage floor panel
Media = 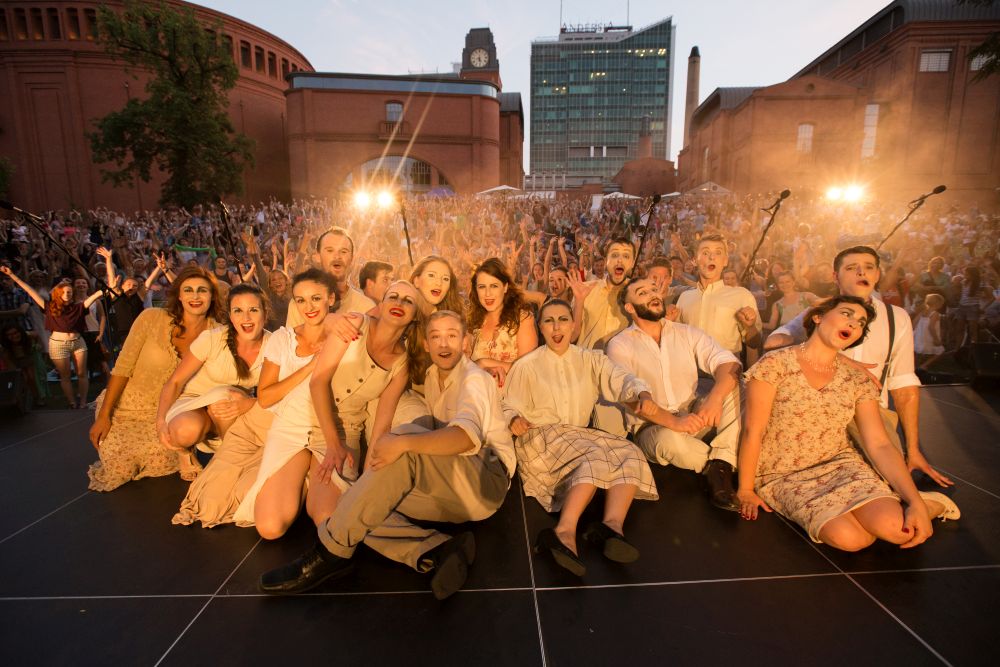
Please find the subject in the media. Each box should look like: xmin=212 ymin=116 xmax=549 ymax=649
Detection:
xmin=0 ymin=386 xmax=995 ymax=665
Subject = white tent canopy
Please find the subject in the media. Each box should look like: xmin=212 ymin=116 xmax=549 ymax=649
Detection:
xmin=476 ymin=184 xmax=521 ymax=195
xmin=603 ymin=192 xmax=641 ymax=199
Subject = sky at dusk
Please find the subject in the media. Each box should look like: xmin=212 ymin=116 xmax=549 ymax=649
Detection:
xmin=193 ymin=0 xmax=888 ymax=168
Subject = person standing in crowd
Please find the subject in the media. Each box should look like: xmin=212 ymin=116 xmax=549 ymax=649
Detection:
xmin=765 ymin=246 xmax=953 ymax=487
xmin=156 ymin=283 xmax=271 ymax=480
xmin=1 ymin=266 xmax=104 ymax=408
xmin=568 ymin=236 xmax=636 ymax=351
xmin=286 ymin=226 xmax=374 ymax=327
xmin=468 ymin=258 xmax=537 ymax=388
xmin=87 ymin=266 xmax=224 ymax=491
xmin=608 ymin=278 xmax=743 ymax=511
xmin=504 ymin=299 xmax=658 ymax=576
xmin=739 ymin=296 xmax=959 ymax=551
xmin=764 ymin=272 xmax=818 ymax=335
xmin=259 ymin=310 xmax=514 ymax=600
xmin=360 ymin=260 xmax=393 ymax=305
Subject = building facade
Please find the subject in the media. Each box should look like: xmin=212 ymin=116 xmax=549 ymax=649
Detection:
xmin=530 ymin=18 xmax=675 ymax=179
xmin=0 ymin=0 xmax=312 ymax=212
xmin=677 ymin=0 xmax=1000 ymax=204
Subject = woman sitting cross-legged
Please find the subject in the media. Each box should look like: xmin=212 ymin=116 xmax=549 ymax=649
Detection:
xmin=737 ymin=295 xmax=959 ymax=551
xmin=502 ymin=299 xmax=659 ymax=576
xmin=234 ymin=275 xmax=417 ymax=539
xmin=156 ymin=283 xmax=271 ymax=480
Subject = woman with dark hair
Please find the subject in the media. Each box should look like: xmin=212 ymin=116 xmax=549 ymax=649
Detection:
xmin=737 ymin=296 xmax=959 ymax=551
xmin=0 ymin=323 xmax=45 ymax=407
xmin=156 ymin=283 xmax=271 ymax=480
xmin=468 ymin=257 xmax=538 ymax=387
xmin=87 ymin=266 xmax=224 ymax=491
xmin=0 ymin=266 xmax=103 ymax=408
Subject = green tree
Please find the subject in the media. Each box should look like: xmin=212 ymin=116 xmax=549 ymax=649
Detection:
xmin=88 ymin=0 xmax=254 ymax=208
xmin=959 ymin=0 xmax=999 ymax=81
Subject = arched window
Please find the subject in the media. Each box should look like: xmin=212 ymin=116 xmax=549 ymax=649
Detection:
xmin=385 ymin=102 xmax=403 ymax=123
xmin=346 ymin=156 xmax=441 ymax=193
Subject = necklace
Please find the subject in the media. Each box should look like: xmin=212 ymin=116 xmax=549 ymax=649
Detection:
xmin=798 ymin=343 xmax=836 ymax=372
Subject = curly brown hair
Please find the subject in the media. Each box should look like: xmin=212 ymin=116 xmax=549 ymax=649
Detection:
xmin=165 ymin=266 xmax=226 ymax=338
xmin=468 ymin=257 xmax=528 ymax=335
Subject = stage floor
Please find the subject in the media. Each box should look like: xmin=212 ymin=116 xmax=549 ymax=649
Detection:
xmin=0 ymin=384 xmax=996 ymax=666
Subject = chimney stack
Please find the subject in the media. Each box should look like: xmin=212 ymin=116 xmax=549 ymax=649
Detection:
xmin=683 ymin=46 xmax=701 ymax=146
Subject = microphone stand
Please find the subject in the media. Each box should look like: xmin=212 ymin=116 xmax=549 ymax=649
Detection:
xmin=876 ymin=186 xmax=946 ymax=251
xmin=397 ymin=197 xmax=415 ymax=266
xmin=217 ymin=201 xmax=242 ymax=269
xmin=741 ymin=190 xmax=790 ymax=284
xmin=628 ymin=194 xmax=662 ymax=278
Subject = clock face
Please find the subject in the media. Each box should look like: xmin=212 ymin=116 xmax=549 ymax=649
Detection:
xmin=470 ymin=48 xmax=490 ymax=68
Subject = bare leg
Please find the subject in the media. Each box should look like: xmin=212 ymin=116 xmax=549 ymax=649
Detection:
xmin=602 ymin=483 xmax=637 ymax=535
xmin=554 ymin=483 xmax=597 ymax=555
xmin=51 ymin=356 xmax=75 ymax=406
xmin=167 ymin=409 xmax=213 ymax=480
xmin=818 ymin=513 xmax=877 ymax=552
xmin=72 ymin=347 xmax=88 ymax=407
xmin=851 ymin=497 xmax=911 ymax=545
xmin=305 ymin=456 xmax=343 ymax=527
xmin=254 ymin=449 xmax=311 ymax=540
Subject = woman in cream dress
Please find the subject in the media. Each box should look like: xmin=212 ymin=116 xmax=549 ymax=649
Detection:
xmin=87 ymin=267 xmax=224 ymax=490
xmin=235 ymin=279 xmax=418 ymax=538
xmin=156 ymin=284 xmax=271 ymax=479
xmin=503 ymin=299 xmax=658 ymax=576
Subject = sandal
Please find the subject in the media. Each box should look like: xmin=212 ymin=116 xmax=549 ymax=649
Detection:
xmin=178 ymin=451 xmax=203 ymax=482
xmin=918 ymin=491 xmax=961 ymax=522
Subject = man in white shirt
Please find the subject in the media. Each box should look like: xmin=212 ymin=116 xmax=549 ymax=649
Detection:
xmin=608 ymin=279 xmax=743 ymax=511
xmin=677 ymin=234 xmax=760 ymax=356
xmin=765 ymin=245 xmax=952 ymax=488
xmin=260 ymin=310 xmax=514 ymax=599
xmin=286 ymin=226 xmax=375 ymax=326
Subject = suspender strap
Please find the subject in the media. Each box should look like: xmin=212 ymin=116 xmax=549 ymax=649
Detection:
xmin=879 ymin=303 xmax=895 ymax=387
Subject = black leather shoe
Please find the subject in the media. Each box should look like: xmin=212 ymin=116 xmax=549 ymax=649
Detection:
xmin=534 ymin=528 xmax=586 ymax=576
xmin=258 ymin=542 xmax=354 ymax=594
xmin=582 ymin=521 xmax=639 ymax=563
xmin=704 ymin=460 xmax=739 ymax=512
xmin=427 ymin=532 xmax=476 ymax=600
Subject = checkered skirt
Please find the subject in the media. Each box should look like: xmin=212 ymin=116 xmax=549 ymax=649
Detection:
xmin=516 ymin=424 xmax=658 ymax=512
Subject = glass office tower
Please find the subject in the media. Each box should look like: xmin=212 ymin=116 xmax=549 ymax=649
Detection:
xmin=530 ymin=18 xmax=674 ymax=179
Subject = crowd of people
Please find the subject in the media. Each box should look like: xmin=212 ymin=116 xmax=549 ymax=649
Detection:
xmin=1 ymin=187 xmax=992 ymax=597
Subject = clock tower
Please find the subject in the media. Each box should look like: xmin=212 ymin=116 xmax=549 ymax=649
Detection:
xmin=459 ymin=28 xmax=501 ymax=90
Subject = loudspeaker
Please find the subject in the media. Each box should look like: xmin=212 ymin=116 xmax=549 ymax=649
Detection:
xmin=0 ymin=370 xmax=29 ymax=415
xmin=969 ymin=343 xmax=1000 ymax=380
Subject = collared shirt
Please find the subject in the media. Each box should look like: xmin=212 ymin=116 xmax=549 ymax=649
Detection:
xmin=423 ymin=355 xmax=516 ymax=477
xmin=285 ymin=285 xmax=376 ymax=328
xmin=502 ymin=344 xmax=650 ymax=428
xmin=607 ymin=320 xmax=739 ymax=431
xmin=0 ymin=285 xmax=32 ymax=331
xmin=578 ymin=279 xmax=629 ymax=350
xmin=676 ymin=280 xmax=757 ymax=354
xmin=772 ymin=296 xmax=920 ymax=407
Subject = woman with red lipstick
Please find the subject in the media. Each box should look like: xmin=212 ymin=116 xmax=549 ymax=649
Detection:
xmin=503 ymin=299 xmax=658 ymax=576
xmin=737 ymin=296 xmax=959 ymax=551
xmin=156 ymin=283 xmax=271 ymax=480
xmin=87 ymin=267 xmax=225 ymax=491
xmin=469 ymin=258 xmax=538 ymax=388
xmin=235 ymin=275 xmax=417 ymax=539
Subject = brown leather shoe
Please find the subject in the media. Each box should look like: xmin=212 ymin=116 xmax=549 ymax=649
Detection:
xmin=703 ymin=460 xmax=739 ymax=512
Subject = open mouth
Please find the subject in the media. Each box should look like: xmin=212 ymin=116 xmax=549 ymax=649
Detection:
xmin=706 ymin=263 xmax=717 ymax=272
xmin=305 ymin=310 xmax=320 ymax=319
xmin=436 ymin=350 xmax=454 ymax=359
xmin=613 ymin=268 xmax=624 ymax=277
xmin=857 ymin=279 xmax=870 ymax=287
xmin=188 ymin=301 xmax=204 ymax=309
xmin=240 ymin=323 xmax=255 ymax=333
xmin=430 ymin=289 xmax=442 ymax=298
xmin=551 ymin=334 xmax=565 ymax=344
xmin=388 ymin=306 xmax=405 ymax=317
xmin=837 ymin=329 xmax=853 ymax=341
xmin=484 ymin=298 xmax=495 ymax=307
xmin=649 ymin=298 xmax=663 ymax=309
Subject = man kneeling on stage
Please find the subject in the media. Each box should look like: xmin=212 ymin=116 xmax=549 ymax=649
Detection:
xmin=259 ymin=310 xmax=514 ymax=599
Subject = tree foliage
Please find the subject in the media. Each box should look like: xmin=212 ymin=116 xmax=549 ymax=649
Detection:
xmin=958 ymin=0 xmax=999 ymax=81
xmin=88 ymin=0 xmax=254 ymax=208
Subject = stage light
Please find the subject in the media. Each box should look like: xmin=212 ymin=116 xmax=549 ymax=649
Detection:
xmin=353 ymin=191 xmax=371 ymax=210
xmin=843 ymin=185 xmax=865 ymax=202
xmin=826 ymin=187 xmax=843 ymax=201
xmin=376 ymin=190 xmax=394 ymax=209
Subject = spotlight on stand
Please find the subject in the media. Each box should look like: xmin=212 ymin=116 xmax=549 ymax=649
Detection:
xmin=353 ymin=191 xmax=372 ymax=210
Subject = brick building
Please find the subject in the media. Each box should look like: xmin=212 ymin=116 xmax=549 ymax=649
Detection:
xmin=678 ymin=0 xmax=1000 ymax=204
xmin=0 ymin=0 xmax=312 ymax=211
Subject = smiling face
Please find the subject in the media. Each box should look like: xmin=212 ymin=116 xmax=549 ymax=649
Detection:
xmin=475 ymin=271 xmax=508 ymax=313
xmin=73 ymin=279 xmax=89 ymax=298
xmin=777 ymin=273 xmax=796 ymax=295
xmin=54 ymin=284 xmax=74 ymax=303
xmin=696 ymin=240 xmax=728 ymax=283
xmin=269 ymin=271 xmax=288 ymax=296
xmin=229 ymin=293 xmax=266 ymax=342
xmin=292 ymin=279 xmax=335 ymax=327
xmin=812 ymin=302 xmax=870 ymax=350
xmin=380 ymin=281 xmax=418 ymax=327
xmin=835 ymin=253 xmax=880 ymax=299
xmin=722 ymin=270 xmax=739 ymax=287
xmin=413 ymin=260 xmax=451 ymax=306
xmin=538 ymin=302 xmax=574 ymax=355
xmin=179 ymin=277 xmax=213 ymax=317
xmin=624 ymin=278 xmax=665 ymax=322
xmin=316 ymin=233 xmax=354 ymax=283
xmin=424 ymin=313 xmax=465 ymax=372
xmin=605 ymin=243 xmax=635 ymax=286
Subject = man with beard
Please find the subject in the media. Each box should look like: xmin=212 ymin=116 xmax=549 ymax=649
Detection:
xmin=608 ymin=278 xmax=743 ymax=510
xmin=285 ymin=226 xmax=375 ymax=327
xmin=676 ymin=234 xmax=760 ymax=356
xmin=259 ymin=311 xmax=514 ymax=599
xmin=765 ymin=246 xmax=952 ymax=488
xmin=569 ymin=237 xmax=635 ymax=351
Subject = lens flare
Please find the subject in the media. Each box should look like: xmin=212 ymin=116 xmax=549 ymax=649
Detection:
xmin=844 ymin=185 xmax=864 ymax=202
xmin=376 ymin=190 xmax=394 ymax=208
xmin=353 ymin=191 xmax=372 ymax=210
xmin=826 ymin=187 xmax=843 ymax=201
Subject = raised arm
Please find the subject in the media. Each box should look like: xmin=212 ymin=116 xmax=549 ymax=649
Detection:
xmin=0 ymin=265 xmax=45 ymax=308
